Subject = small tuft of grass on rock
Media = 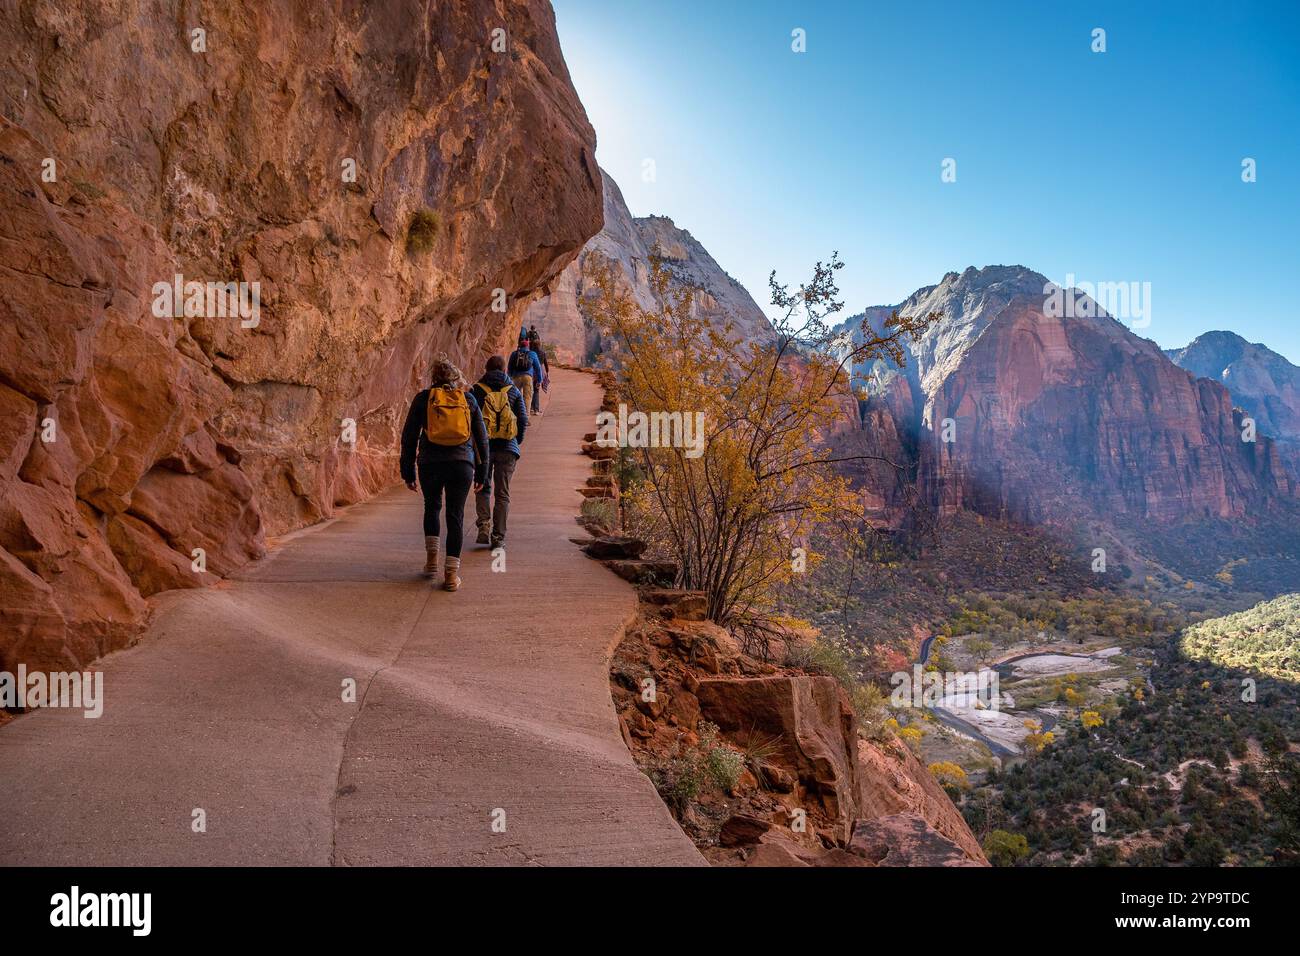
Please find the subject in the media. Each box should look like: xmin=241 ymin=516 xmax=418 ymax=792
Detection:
xmin=72 ymin=179 xmax=106 ymax=200
xmin=580 ymin=497 xmax=617 ymax=530
xmin=406 ymin=208 xmax=440 ymax=255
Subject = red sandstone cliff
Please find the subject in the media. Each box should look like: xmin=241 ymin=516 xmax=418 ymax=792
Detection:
xmin=0 ymin=0 xmax=602 ymax=671
xmin=833 ymin=266 xmax=1295 ymax=527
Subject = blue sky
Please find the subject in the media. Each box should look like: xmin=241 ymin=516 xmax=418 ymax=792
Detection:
xmin=552 ymin=0 xmax=1300 ymax=362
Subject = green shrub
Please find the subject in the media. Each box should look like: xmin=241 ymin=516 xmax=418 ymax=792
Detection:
xmin=406 ymin=208 xmax=440 ymax=254
xmin=647 ymin=721 xmax=745 ymax=814
xmin=72 ymin=179 xmax=106 ymax=200
xmin=580 ymin=496 xmax=617 ymax=529
xmin=853 ymin=681 xmax=891 ymax=741
xmin=647 ymin=755 xmax=705 ymax=815
xmin=699 ymin=722 xmax=745 ymax=791
xmin=613 ymin=447 xmax=644 ymax=492
xmin=781 ymin=639 xmax=815 ymax=670
xmin=738 ymin=733 xmax=782 ymax=777
xmin=793 ymin=636 xmax=854 ymax=687
xmin=983 ymin=829 xmax=1030 ymax=867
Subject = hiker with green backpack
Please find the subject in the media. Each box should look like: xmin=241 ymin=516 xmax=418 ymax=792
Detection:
xmin=400 ymin=356 xmax=489 ymax=592
xmin=470 ymin=354 xmax=529 ymax=551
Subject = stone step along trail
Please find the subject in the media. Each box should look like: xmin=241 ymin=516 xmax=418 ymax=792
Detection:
xmin=0 ymin=368 xmax=704 ymax=866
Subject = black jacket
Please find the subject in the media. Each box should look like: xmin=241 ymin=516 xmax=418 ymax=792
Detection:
xmin=400 ymin=388 xmax=489 ymax=485
xmin=470 ymin=370 xmax=528 ymax=458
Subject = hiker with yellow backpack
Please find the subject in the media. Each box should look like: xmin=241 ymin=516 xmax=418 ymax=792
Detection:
xmin=399 ymin=356 xmax=489 ymax=591
xmin=470 ymin=355 xmax=529 ymax=551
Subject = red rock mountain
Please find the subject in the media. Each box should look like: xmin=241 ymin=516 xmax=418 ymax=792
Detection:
xmin=833 ymin=266 xmax=1296 ymax=526
xmin=0 ymin=0 xmax=601 ymax=671
xmin=523 ymin=168 xmax=774 ymax=363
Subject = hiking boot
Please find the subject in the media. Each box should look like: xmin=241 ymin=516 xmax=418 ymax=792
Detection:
xmin=476 ymin=529 xmax=490 ymax=545
xmin=443 ymin=555 xmax=461 ymax=592
xmin=423 ymin=536 xmax=439 ymax=576
xmin=490 ymin=538 xmax=505 ymax=552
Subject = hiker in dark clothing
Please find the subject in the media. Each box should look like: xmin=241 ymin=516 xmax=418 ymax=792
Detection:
xmin=507 ymin=333 xmax=544 ymax=418
xmin=400 ymin=355 xmax=489 ymax=591
xmin=469 ymin=355 xmax=528 ymax=550
xmin=528 ymin=326 xmax=544 ymax=363
xmin=527 ymin=327 xmax=549 ymax=414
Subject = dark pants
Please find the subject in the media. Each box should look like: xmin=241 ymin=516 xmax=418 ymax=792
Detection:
xmin=475 ymin=453 xmax=518 ymax=547
xmin=417 ymin=460 xmax=474 ymax=557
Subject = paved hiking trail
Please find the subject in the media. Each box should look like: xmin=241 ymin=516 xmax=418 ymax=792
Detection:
xmin=0 ymin=368 xmax=703 ymax=866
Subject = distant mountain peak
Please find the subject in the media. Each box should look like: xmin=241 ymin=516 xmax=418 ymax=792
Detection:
xmin=1166 ymin=331 xmax=1300 ymax=445
xmin=524 ymin=168 xmax=774 ymax=362
xmin=1186 ymin=329 xmax=1250 ymax=346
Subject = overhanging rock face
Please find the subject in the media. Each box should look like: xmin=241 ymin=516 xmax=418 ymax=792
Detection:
xmin=0 ymin=0 xmax=602 ymax=670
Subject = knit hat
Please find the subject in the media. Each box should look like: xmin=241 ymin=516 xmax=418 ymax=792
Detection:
xmin=430 ymin=354 xmax=466 ymax=389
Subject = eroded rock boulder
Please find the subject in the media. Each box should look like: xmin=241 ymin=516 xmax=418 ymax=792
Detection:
xmin=696 ymin=675 xmax=863 ymax=845
xmin=848 ymin=813 xmax=983 ymax=867
xmin=641 ymin=588 xmax=707 ymax=621
xmin=602 ymin=559 xmax=677 ymax=585
xmin=581 ymin=535 xmax=648 ymax=560
xmin=856 ymin=736 xmax=988 ymax=862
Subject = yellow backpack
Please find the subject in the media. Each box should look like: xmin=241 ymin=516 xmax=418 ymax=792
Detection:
xmin=481 ymin=386 xmax=518 ymax=441
xmin=425 ymin=387 xmax=471 ymax=446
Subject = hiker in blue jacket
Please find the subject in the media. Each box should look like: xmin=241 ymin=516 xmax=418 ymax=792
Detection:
xmin=507 ymin=333 xmax=544 ymax=417
xmin=470 ymin=355 xmax=529 ymax=550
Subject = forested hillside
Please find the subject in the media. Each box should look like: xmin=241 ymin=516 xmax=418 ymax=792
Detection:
xmin=1180 ymin=594 xmax=1300 ymax=681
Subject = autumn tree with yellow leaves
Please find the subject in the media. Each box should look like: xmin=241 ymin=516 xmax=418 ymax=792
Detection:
xmin=588 ymin=251 xmax=935 ymax=628
xmin=928 ymin=761 xmax=970 ymax=794
xmin=1022 ymin=719 xmax=1056 ymax=754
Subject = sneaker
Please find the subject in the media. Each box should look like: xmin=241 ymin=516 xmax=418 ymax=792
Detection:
xmin=476 ymin=530 xmax=490 ymax=546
